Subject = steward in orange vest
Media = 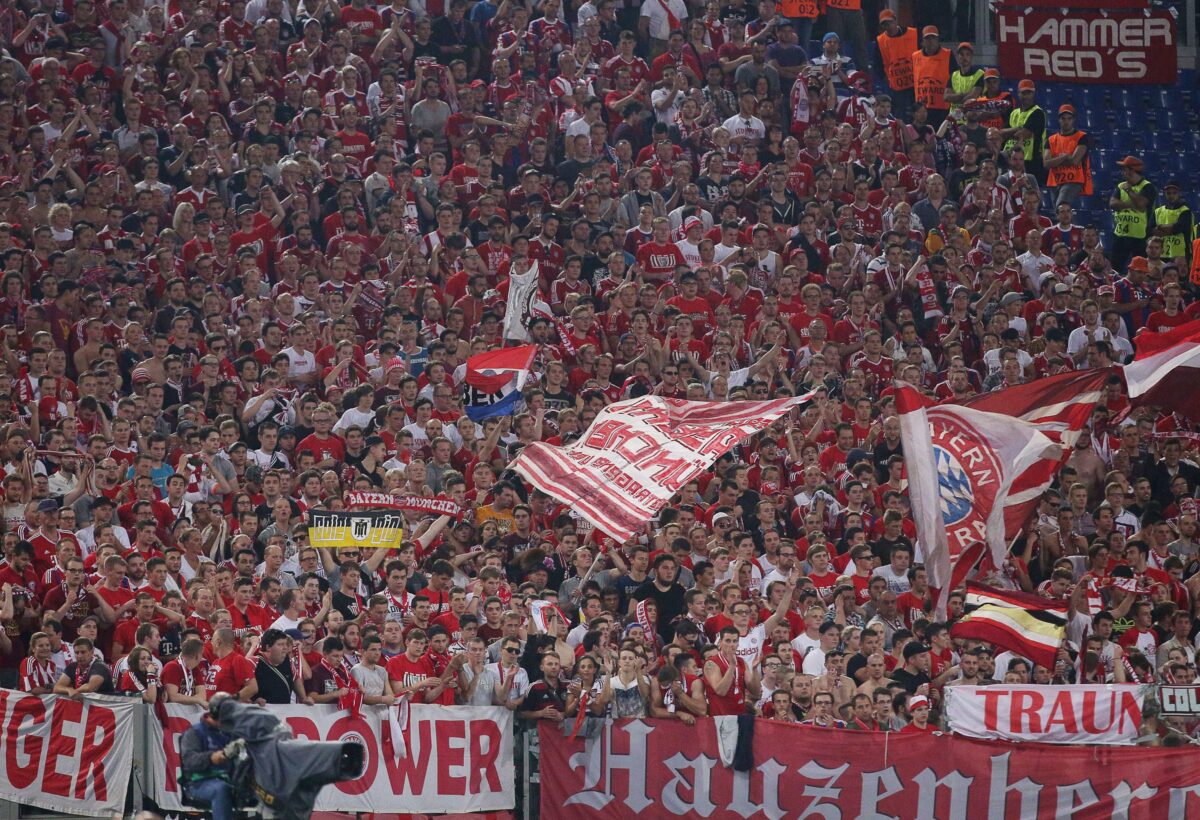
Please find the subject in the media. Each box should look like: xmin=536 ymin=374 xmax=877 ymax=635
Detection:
xmin=876 ymin=10 xmax=916 ymax=93
xmin=1043 ymin=104 xmax=1093 ymax=206
xmin=911 ymin=26 xmax=951 ymax=124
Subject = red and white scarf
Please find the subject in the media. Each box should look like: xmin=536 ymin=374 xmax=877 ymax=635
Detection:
xmin=915 ymin=268 xmax=942 ymax=319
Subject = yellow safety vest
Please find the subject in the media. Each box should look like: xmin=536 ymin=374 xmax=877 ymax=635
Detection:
xmin=1114 ymin=179 xmax=1152 ymax=239
xmin=948 ymin=68 xmax=983 ymax=119
xmin=1006 ymin=105 xmax=1042 ymax=161
xmin=1155 ymin=204 xmax=1189 ymax=259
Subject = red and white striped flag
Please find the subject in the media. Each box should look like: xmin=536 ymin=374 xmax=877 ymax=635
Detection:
xmin=951 ymin=582 xmax=1068 ymax=671
xmin=958 ymin=368 xmax=1110 ymax=537
xmin=1124 ymin=319 xmax=1200 ymax=420
xmin=511 ymin=392 xmax=815 ymax=541
xmin=897 ymin=386 xmax=1062 ymax=611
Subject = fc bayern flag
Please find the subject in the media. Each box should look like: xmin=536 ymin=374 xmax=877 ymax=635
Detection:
xmin=1125 ymin=319 xmax=1200 ymax=420
xmin=896 ymin=385 xmax=1061 ymax=611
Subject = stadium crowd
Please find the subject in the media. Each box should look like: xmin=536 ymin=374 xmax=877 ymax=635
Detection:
xmin=0 ymin=0 xmax=1197 ymax=741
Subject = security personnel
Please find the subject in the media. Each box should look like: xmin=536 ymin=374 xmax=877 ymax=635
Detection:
xmin=911 ymin=26 xmax=951 ymax=126
xmin=1108 ymin=155 xmax=1157 ymax=273
xmin=1043 ymin=104 xmax=1091 ymax=209
xmin=969 ymin=68 xmax=1012 ymax=130
xmin=875 ymin=10 xmax=916 ymax=116
xmin=943 ymin=41 xmax=983 ymax=122
xmin=1001 ymin=78 xmax=1046 ymax=184
xmin=778 ymin=0 xmax=820 ymax=49
xmin=1154 ymin=180 xmax=1192 ymax=265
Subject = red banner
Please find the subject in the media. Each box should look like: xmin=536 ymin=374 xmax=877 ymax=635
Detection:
xmin=0 ymin=690 xmax=137 ymax=816
xmin=540 ymin=718 xmax=1200 ymax=818
xmin=1015 ymin=0 xmax=1148 ymax=7
xmin=996 ymin=8 xmax=1177 ymax=84
xmin=944 ymin=684 xmax=1147 ymax=745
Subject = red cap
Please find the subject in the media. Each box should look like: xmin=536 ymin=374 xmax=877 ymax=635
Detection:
xmin=878 ymin=9 xmax=896 ymax=22
xmin=1117 ymin=155 xmax=1144 ymax=170
xmin=983 ymin=68 xmax=1000 ymax=79
xmin=1128 ymin=256 xmax=1150 ymax=272
xmin=957 ymin=41 xmax=973 ymax=52
xmin=1058 ymin=103 xmax=1076 ymax=115
xmin=921 ymin=25 xmax=939 ymax=38
xmin=1018 ymin=79 xmax=1036 ymax=92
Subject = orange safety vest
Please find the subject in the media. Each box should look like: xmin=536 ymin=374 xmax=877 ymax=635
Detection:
xmin=826 ymin=0 xmax=860 ymax=9
xmin=777 ymin=0 xmax=819 ymax=17
xmin=1190 ymin=238 xmax=1200 ymax=286
xmin=911 ymin=47 xmax=950 ymax=110
xmin=1046 ymin=130 xmax=1093 ymax=195
xmin=876 ymin=29 xmax=917 ymax=91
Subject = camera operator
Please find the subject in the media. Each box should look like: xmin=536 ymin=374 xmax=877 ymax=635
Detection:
xmin=180 ymin=692 xmax=243 ymax=820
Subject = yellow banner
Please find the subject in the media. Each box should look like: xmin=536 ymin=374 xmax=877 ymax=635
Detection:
xmin=307 ymin=511 xmax=405 ymax=549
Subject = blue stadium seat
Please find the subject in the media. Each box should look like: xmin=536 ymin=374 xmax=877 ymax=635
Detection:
xmin=1146 ymin=131 xmax=1176 ymax=153
xmin=1161 ymin=110 xmax=1183 ymax=131
xmin=1158 ymin=88 xmax=1183 ymax=110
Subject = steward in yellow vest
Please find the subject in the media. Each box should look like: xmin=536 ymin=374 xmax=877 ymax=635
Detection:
xmin=943 ymin=41 xmax=983 ymax=121
xmin=1108 ymin=155 xmax=1158 ymax=272
xmin=1000 ymin=79 xmax=1047 ymax=183
xmin=1154 ymin=181 xmax=1193 ymax=263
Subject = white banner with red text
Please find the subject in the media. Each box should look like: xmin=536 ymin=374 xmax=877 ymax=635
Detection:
xmin=511 ymin=394 xmax=813 ymax=541
xmin=0 ymin=689 xmax=137 ymax=816
xmin=540 ymin=718 xmax=1200 ymax=819
xmin=148 ymin=703 xmax=514 ymax=814
xmin=945 ymin=684 xmax=1148 ymax=745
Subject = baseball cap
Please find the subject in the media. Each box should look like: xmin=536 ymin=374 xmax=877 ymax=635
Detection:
xmin=903 ymin=642 xmax=930 ymax=660
xmin=1117 ymin=155 xmax=1144 ymax=171
xmin=1053 ymin=283 xmax=1071 ymax=294
xmin=1164 ymin=179 xmax=1182 ymax=191
xmin=878 ymin=8 xmax=896 ymax=22
xmin=711 ymin=512 xmax=732 ymax=525
xmin=37 ymin=498 xmax=59 ymax=514
xmin=684 ymin=216 xmax=703 ymax=231
xmin=909 ymin=695 xmax=930 ymax=711
xmin=983 ymin=68 xmax=1000 ymax=80
xmin=1097 ymin=285 xmax=1115 ymax=296
xmin=1018 ymin=79 xmax=1036 ymax=92
xmin=284 ymin=628 xmax=306 ymax=641
xmin=1000 ymin=292 xmax=1024 ymax=306
xmin=822 ymin=32 xmax=839 ymax=43
xmin=1128 ymin=256 xmax=1150 ymax=272
xmin=957 ymin=41 xmax=973 ymax=52
xmin=921 ymin=25 xmax=939 ymax=38
xmin=1058 ymin=104 xmax=1076 ymax=115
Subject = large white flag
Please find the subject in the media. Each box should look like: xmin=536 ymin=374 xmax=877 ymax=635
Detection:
xmin=502 ymin=260 xmax=547 ymax=341
xmin=896 ymin=385 xmax=1060 ymax=605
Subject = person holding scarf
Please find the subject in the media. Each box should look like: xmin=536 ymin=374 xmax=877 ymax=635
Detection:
xmin=53 ymin=636 xmax=113 ymax=697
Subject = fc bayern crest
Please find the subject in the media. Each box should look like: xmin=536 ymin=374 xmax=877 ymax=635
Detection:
xmin=928 ymin=412 xmax=1003 ymax=552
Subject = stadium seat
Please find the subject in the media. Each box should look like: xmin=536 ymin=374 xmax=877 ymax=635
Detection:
xmin=1146 ymin=131 xmax=1176 ymax=153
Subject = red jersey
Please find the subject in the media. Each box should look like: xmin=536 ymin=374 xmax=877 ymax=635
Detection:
xmin=703 ymin=653 xmax=748 ymax=716
xmin=205 ymin=651 xmax=255 ymax=697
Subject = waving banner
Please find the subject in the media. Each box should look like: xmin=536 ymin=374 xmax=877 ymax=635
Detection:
xmin=945 ymin=684 xmax=1147 ymax=745
xmin=149 ymin=703 xmax=514 ymax=814
xmin=0 ymin=690 xmax=137 ymax=816
xmin=307 ymin=510 xmax=405 ymax=549
xmin=540 ymin=718 xmax=1200 ymax=819
xmin=511 ymin=393 xmax=813 ymax=541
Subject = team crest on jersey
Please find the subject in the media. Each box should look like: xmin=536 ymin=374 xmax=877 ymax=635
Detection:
xmin=930 ymin=415 xmax=1001 ymax=553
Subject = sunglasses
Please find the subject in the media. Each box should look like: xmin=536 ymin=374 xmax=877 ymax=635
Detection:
xmin=504 ymin=647 xmax=520 ymax=654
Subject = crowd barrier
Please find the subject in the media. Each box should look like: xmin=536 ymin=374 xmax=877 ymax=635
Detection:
xmin=1 ymin=687 xmax=1197 ymax=819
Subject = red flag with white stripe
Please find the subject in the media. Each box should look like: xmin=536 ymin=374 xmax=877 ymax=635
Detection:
xmin=896 ymin=386 xmax=1061 ymax=612
xmin=958 ymin=368 xmax=1111 ymax=537
xmin=1124 ymin=319 xmax=1200 ymax=420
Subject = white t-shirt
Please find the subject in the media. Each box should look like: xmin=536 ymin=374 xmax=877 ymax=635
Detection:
xmin=334 ymin=406 xmax=376 ymax=434
xmin=1066 ymin=324 xmax=1113 ymax=356
xmin=639 ymin=0 xmax=688 ymax=40
xmin=722 ymin=114 xmax=766 ymax=144
xmin=281 ymin=346 xmax=317 ymax=379
xmin=737 ymin=624 xmax=768 ymax=666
